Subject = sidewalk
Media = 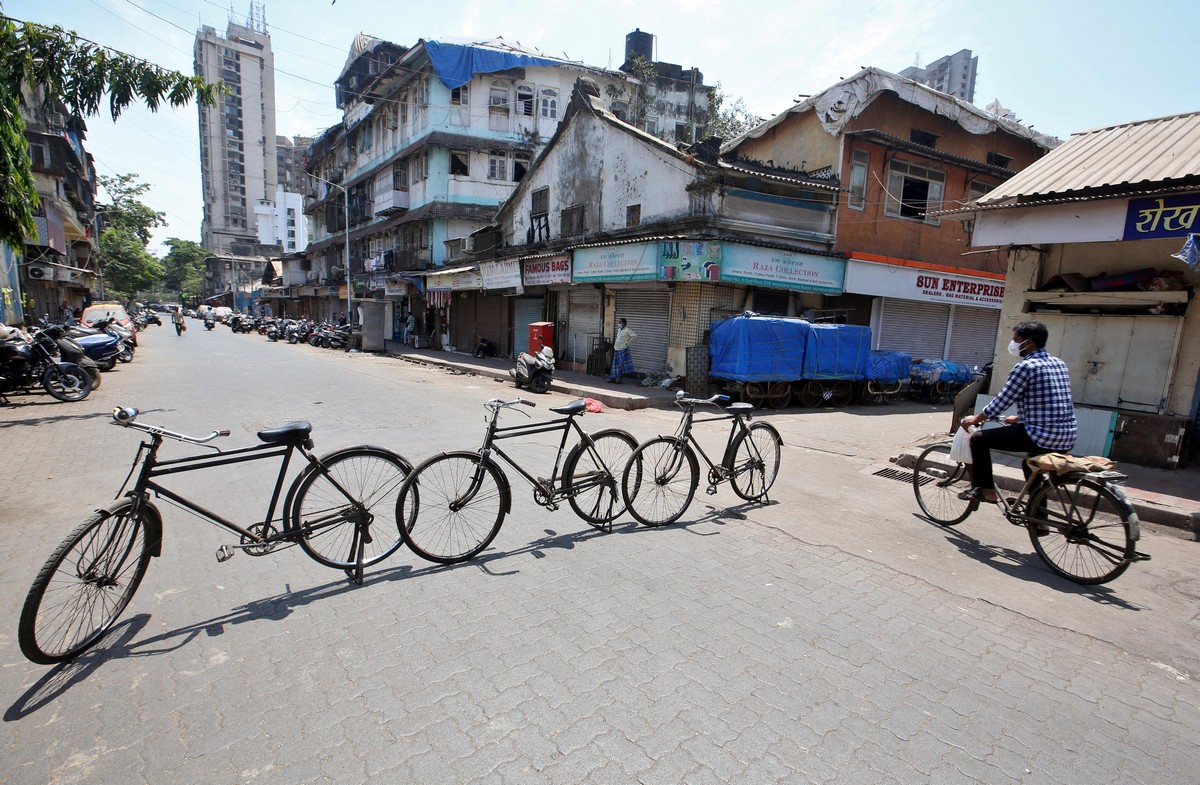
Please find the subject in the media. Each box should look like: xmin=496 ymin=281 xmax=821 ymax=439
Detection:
xmin=376 ymin=345 xmax=1200 ymax=535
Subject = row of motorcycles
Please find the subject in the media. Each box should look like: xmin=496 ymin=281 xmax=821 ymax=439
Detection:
xmin=0 ymin=314 xmax=144 ymax=404
xmin=218 ymin=314 xmax=357 ymax=349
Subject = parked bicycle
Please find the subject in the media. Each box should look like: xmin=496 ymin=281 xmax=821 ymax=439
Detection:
xmin=621 ymin=391 xmax=782 ymax=527
xmin=396 ymin=398 xmax=637 ymax=564
xmin=911 ymin=439 xmax=1150 ymax=584
xmin=19 ymin=407 xmax=413 ymax=664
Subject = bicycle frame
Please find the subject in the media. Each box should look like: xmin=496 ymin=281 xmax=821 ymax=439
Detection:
xmin=670 ymin=402 xmax=758 ymax=485
xmin=477 ymin=409 xmax=602 ymax=503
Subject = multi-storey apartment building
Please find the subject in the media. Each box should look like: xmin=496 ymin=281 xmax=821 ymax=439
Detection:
xmin=900 ymin=49 xmax=979 ymax=104
xmin=194 ymin=10 xmax=278 ymax=256
xmin=291 ymin=32 xmax=711 ymax=348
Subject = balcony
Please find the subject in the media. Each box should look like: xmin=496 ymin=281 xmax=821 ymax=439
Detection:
xmin=374 ymin=188 xmax=409 ymax=217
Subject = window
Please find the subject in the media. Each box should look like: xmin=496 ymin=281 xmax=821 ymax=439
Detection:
xmin=399 ymin=92 xmax=409 ymax=127
xmin=450 ymin=150 xmax=470 ymax=177
xmin=450 ymin=85 xmax=469 ymax=106
xmin=968 ymin=180 xmax=994 ymax=201
xmin=626 ymin=204 xmax=641 ymax=227
xmin=675 ymin=123 xmax=691 ymax=143
xmin=532 ymin=187 xmax=549 ymax=215
xmin=540 ymin=89 xmax=558 ymax=119
xmin=28 ymin=141 xmax=49 ymax=168
xmin=986 ymin=152 xmax=1012 ymax=169
xmin=611 ymin=101 xmax=628 ymax=122
xmin=884 ymin=160 xmax=945 ymax=223
xmin=561 ymin=204 xmax=585 ymax=237
xmin=517 ymin=85 xmax=534 ymax=116
xmin=393 ymin=161 xmax=408 ymax=190
xmin=909 ymin=129 xmax=938 ymax=148
xmin=410 ymin=152 xmax=428 ymax=183
xmin=644 ymin=117 xmax=658 ymax=135
xmin=847 ymin=150 xmax=869 ymax=210
xmin=489 ymin=83 xmax=509 ymax=111
xmin=513 ymin=151 xmax=531 ymax=182
xmin=531 ymin=187 xmax=549 ymax=243
xmin=488 ymin=150 xmax=507 ymax=180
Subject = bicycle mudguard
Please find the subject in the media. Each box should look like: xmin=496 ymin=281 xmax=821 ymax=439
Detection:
xmin=406 ymin=451 xmax=514 ymax=516
xmin=281 ymin=444 xmax=416 ymax=529
xmin=105 ymin=496 xmax=164 ymax=558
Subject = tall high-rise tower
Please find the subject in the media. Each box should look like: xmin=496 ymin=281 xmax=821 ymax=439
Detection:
xmin=194 ymin=4 xmax=277 ymax=255
xmin=900 ymin=49 xmax=978 ymax=103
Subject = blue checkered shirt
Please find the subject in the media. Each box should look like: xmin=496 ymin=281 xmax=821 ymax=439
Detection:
xmin=982 ymin=349 xmax=1078 ymax=451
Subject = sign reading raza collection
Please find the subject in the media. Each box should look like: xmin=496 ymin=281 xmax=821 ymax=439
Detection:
xmin=573 ymin=243 xmax=658 ymax=282
xmin=1124 ymin=193 xmax=1200 ymax=240
xmin=480 ymin=259 xmax=523 ymax=290
xmin=718 ymin=244 xmax=845 ymax=294
xmin=844 ymin=258 xmax=1004 ymax=308
xmin=522 ymin=255 xmax=571 ymax=286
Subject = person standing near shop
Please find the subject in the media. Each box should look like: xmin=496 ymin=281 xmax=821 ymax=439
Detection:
xmin=608 ymin=318 xmax=637 ymax=384
xmin=404 ymin=312 xmax=417 ymax=345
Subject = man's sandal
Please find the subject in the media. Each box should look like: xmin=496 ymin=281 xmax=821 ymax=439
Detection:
xmin=957 ymin=487 xmax=998 ymax=504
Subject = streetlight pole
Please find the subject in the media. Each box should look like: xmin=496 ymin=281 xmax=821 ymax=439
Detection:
xmin=309 ymin=173 xmax=352 ymax=324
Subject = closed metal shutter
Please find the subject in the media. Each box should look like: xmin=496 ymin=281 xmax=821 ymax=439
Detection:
xmin=947 ymin=305 xmax=1001 ymax=367
xmin=615 ymin=289 xmax=672 ymax=374
xmin=476 ymin=294 xmax=508 ymax=356
xmin=751 ymin=288 xmax=789 ymax=316
xmin=565 ymin=286 xmax=602 ymax=365
xmin=512 ymin=297 xmax=544 ymax=356
xmin=879 ymin=298 xmax=950 ymax=361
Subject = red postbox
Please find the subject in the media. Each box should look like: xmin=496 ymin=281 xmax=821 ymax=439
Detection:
xmin=528 ymin=322 xmax=555 ymax=353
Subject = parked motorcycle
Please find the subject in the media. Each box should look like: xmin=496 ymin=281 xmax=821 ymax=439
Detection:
xmin=42 ymin=324 xmax=104 ymax=390
xmin=0 ymin=327 xmax=93 ymax=402
xmin=510 ymin=345 xmax=555 ymax=394
xmin=72 ymin=317 xmax=136 ymax=364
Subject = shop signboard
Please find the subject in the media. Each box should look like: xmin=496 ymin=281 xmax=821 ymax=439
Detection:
xmin=719 ymin=243 xmax=844 ymax=294
xmin=480 ymin=258 xmax=523 ymax=290
xmin=1123 ymin=193 xmax=1200 ymax=240
xmin=844 ymin=257 xmax=1004 ymax=308
xmin=659 ymin=241 xmax=722 ymax=281
xmin=384 ymin=276 xmax=408 ymax=297
xmin=573 ymin=243 xmax=657 ymax=282
xmin=522 ymin=255 xmax=572 ymax=286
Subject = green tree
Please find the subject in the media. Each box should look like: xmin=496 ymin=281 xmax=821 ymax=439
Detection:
xmin=704 ymin=84 xmax=764 ymax=142
xmin=95 ymin=173 xmax=165 ymax=298
xmin=160 ymin=237 xmax=209 ymax=298
xmin=0 ymin=10 xmax=218 ymax=248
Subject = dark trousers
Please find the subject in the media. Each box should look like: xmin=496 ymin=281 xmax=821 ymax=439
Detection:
xmin=968 ymin=424 xmax=1044 ymax=490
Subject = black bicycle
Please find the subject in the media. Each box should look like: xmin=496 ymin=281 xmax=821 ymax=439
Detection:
xmin=621 ymin=392 xmax=782 ymax=527
xmin=19 ymin=406 xmax=414 ymax=664
xmin=396 ymin=398 xmax=637 ymax=564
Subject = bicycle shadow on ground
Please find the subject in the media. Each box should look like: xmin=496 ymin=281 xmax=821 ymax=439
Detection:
xmin=914 ymin=513 xmax=1143 ymax=610
xmin=0 ymin=406 xmax=174 ymax=430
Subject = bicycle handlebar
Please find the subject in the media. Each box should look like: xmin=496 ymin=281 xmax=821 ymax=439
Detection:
xmin=111 ymin=406 xmax=230 ymax=444
xmin=484 ymin=398 xmax=537 ymax=409
xmin=673 ymin=391 xmax=731 ymax=407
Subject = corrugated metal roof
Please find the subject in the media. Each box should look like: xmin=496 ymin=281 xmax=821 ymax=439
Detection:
xmin=978 ymin=110 xmax=1200 ymax=204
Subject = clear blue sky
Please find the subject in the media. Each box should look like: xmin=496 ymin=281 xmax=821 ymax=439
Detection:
xmin=6 ymin=0 xmax=1198 ymax=254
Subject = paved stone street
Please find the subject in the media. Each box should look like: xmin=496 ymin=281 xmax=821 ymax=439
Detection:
xmin=2 ymin=323 xmax=1198 ymax=784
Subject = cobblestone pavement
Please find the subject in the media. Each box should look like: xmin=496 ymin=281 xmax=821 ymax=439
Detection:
xmin=2 ymin=324 xmax=1198 ymax=784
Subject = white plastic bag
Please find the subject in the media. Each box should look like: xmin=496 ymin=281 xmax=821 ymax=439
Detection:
xmin=949 ymin=425 xmax=974 ymax=464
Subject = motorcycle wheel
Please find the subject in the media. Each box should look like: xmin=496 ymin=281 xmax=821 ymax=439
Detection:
xmin=84 ymin=364 xmax=102 ymax=390
xmin=118 ymin=344 xmax=135 ymax=363
xmin=42 ymin=363 xmax=92 ymax=402
xmin=96 ymin=358 xmax=116 ymax=372
xmin=529 ymin=373 xmax=552 ymax=394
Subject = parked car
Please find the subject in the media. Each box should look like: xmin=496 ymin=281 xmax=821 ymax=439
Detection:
xmin=80 ymin=302 xmax=137 ymax=346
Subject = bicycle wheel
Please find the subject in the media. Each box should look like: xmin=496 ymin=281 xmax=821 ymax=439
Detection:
xmin=727 ymin=422 xmax=782 ymax=501
xmin=289 ymin=447 xmax=412 ymax=570
xmin=1027 ymin=477 xmax=1136 ymax=585
xmin=19 ymin=500 xmax=154 ymax=664
xmin=622 ymin=437 xmax=699 ymax=527
xmin=564 ymin=428 xmax=638 ymax=526
xmin=398 ymin=452 xmax=508 ymax=564
xmin=912 ymin=442 xmax=976 ymax=526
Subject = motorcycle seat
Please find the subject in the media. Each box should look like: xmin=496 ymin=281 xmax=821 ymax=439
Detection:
xmin=550 ymin=400 xmax=587 ymax=417
xmin=256 ymin=421 xmax=313 ymax=444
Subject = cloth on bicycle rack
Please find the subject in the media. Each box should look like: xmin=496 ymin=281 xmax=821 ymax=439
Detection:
xmin=1026 ymin=453 xmax=1116 ymax=475
xmin=801 ymin=324 xmax=870 ymax=380
xmin=865 ymin=350 xmax=912 ymax=383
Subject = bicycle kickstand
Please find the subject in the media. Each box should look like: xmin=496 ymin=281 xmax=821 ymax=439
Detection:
xmin=344 ymin=523 xmax=368 ymax=586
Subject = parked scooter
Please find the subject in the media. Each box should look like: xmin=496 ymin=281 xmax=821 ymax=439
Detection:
xmin=42 ymin=324 xmax=104 ymax=390
xmin=510 ymin=345 xmax=555 ymax=394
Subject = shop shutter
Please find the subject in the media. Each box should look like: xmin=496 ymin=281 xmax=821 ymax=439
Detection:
xmin=565 ymin=286 xmax=602 ymax=365
xmin=476 ymin=294 xmax=508 ymax=356
xmin=946 ymin=305 xmax=1001 ymax=367
xmin=878 ymin=298 xmax=950 ymax=361
xmin=512 ymin=297 xmax=544 ymax=356
xmin=751 ymin=288 xmax=789 ymax=316
xmin=615 ymin=289 xmax=672 ymax=374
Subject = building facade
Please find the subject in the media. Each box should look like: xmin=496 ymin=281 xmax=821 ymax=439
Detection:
xmin=900 ymin=49 xmax=979 ymax=104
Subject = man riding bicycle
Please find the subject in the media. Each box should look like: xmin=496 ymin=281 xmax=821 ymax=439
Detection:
xmin=957 ymin=320 xmax=1077 ymax=505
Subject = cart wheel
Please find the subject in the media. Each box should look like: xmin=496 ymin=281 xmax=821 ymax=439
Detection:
xmin=860 ymin=381 xmax=884 ymax=405
xmin=829 ymin=381 xmax=853 ymax=408
xmin=765 ymin=381 xmax=791 ymax=410
xmin=744 ymin=382 xmax=768 ymax=407
xmin=798 ymin=380 xmax=825 ymax=408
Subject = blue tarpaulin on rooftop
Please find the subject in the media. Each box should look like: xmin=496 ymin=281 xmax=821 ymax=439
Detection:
xmin=425 ymin=41 xmax=562 ymax=89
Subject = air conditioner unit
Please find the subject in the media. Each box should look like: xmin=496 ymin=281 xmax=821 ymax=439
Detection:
xmin=26 ymin=265 xmax=50 ymax=280
xmin=349 ymin=76 xmax=360 ymax=89
xmin=460 ymin=237 xmax=475 ymax=253
xmin=47 ymin=112 xmax=66 ymax=130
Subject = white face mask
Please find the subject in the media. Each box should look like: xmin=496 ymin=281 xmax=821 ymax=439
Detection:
xmin=1007 ymin=339 xmax=1024 ymax=357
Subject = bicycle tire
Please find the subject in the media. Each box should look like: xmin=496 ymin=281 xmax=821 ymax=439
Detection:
xmin=727 ymin=422 xmax=782 ymax=501
xmin=398 ymin=452 xmax=508 ymax=564
xmin=563 ymin=428 xmax=637 ymax=527
xmin=622 ymin=437 xmax=699 ymax=527
xmin=19 ymin=499 xmax=154 ymax=664
xmin=1027 ymin=477 xmax=1136 ymax=585
xmin=912 ymin=442 xmax=976 ymax=525
xmin=289 ymin=447 xmax=412 ymax=571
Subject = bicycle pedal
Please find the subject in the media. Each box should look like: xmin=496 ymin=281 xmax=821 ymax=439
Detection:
xmin=705 ymin=485 xmax=718 ymax=496
xmin=215 ymin=545 xmax=234 ymax=563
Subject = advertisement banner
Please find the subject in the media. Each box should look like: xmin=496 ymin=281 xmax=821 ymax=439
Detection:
xmin=480 ymin=258 xmax=523 ymax=289
xmin=719 ymin=244 xmax=844 ymax=293
xmin=522 ymin=255 xmax=572 ymax=286
xmin=573 ymin=243 xmax=657 ymax=282
xmin=1123 ymin=193 xmax=1200 ymax=240
xmin=659 ymin=241 xmax=722 ymax=281
xmin=844 ymin=258 xmax=1004 ymax=308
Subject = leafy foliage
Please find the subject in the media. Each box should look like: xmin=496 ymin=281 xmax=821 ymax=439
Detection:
xmin=160 ymin=237 xmax=209 ymax=300
xmin=94 ymin=173 xmax=166 ymax=298
xmin=0 ymin=11 xmax=219 ymax=248
xmin=704 ymin=84 xmax=764 ymax=142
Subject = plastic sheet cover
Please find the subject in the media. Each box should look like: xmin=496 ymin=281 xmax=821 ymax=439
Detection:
xmin=864 ymin=351 xmax=912 ymax=383
xmin=709 ymin=316 xmax=809 ymax=382
xmin=425 ymin=41 xmax=562 ymax=89
xmin=801 ymin=324 xmax=871 ymax=380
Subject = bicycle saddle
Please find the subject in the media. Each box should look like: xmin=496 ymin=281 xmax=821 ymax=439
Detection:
xmin=549 ymin=400 xmax=587 ymax=416
xmin=727 ymin=402 xmax=754 ymax=414
xmin=256 ymin=421 xmax=313 ymax=444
